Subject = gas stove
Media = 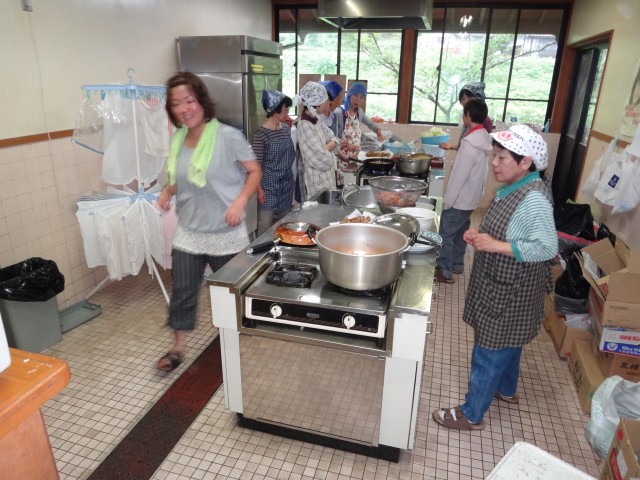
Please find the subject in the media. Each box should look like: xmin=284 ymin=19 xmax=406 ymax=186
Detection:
xmin=243 ymin=249 xmax=394 ymax=338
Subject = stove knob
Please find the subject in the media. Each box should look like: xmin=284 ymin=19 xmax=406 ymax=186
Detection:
xmin=270 ymin=304 xmax=282 ymax=318
xmin=342 ymin=314 xmax=356 ymax=329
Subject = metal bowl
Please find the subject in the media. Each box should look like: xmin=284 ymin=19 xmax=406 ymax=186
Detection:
xmin=368 ymin=176 xmax=428 ymax=213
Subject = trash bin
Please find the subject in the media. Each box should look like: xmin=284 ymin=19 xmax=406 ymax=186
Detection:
xmin=0 ymin=258 xmax=65 ymax=352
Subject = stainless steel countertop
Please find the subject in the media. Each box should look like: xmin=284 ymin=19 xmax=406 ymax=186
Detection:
xmin=207 ymin=197 xmax=440 ymax=316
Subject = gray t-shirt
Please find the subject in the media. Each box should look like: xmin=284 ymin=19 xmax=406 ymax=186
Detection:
xmin=175 ymin=123 xmax=255 ymax=233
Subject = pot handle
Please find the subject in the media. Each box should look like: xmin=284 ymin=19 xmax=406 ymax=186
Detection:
xmin=246 ymin=236 xmax=281 ymax=254
xmin=306 ymin=224 xmax=319 ymax=245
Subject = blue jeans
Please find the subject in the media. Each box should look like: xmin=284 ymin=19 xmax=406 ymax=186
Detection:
xmin=460 ymin=345 xmax=523 ymax=423
xmin=436 ymin=207 xmax=473 ymax=279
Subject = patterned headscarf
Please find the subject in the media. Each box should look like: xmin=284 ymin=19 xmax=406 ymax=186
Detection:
xmin=490 ymin=124 xmax=549 ymax=170
xmin=343 ymin=82 xmax=367 ymax=111
xmin=261 ymin=90 xmax=289 ymax=115
xmin=460 ymin=82 xmax=486 ymax=101
xmin=292 ymin=81 xmax=329 ymax=118
xmin=319 ymin=80 xmax=343 ymax=101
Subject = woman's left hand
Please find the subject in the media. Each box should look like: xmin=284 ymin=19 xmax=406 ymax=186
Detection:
xmin=467 ymin=232 xmax=514 ymax=256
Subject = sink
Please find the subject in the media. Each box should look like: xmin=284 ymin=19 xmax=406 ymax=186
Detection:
xmin=309 ymin=189 xmax=342 ymax=206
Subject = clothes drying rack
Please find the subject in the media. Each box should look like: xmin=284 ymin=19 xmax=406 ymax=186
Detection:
xmin=73 ymin=68 xmax=172 ymax=305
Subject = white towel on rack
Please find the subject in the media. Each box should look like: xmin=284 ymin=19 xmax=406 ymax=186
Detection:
xmin=76 ymin=197 xmax=129 ymax=268
xmin=94 ymin=201 xmax=133 ymax=281
xmin=140 ymin=96 xmax=170 ymax=157
xmin=101 ymin=91 xmax=166 ymax=186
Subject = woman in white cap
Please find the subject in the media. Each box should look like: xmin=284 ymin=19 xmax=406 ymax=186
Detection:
xmin=293 ymin=81 xmax=344 ymax=200
xmin=252 ymin=90 xmax=295 ymax=235
xmin=433 ymin=124 xmax=557 ymax=430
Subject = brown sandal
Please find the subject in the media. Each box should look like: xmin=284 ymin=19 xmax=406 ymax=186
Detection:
xmin=157 ymin=351 xmax=182 ymax=372
xmin=435 ymin=267 xmax=455 ymax=284
xmin=494 ymin=392 xmax=520 ymax=404
xmin=432 ymin=406 xmax=486 ymax=430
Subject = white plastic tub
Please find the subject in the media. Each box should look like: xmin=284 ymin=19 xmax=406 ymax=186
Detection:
xmin=486 ymin=442 xmax=596 ymax=480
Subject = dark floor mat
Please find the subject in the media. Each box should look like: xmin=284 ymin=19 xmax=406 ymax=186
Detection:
xmin=87 ymin=337 xmax=223 ymax=480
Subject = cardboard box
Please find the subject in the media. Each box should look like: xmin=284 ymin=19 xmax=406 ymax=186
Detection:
xmin=577 ymin=238 xmax=640 ymax=330
xmin=578 ymin=238 xmax=640 ymax=298
xmin=599 ymin=327 xmax=640 ymax=358
xmin=546 ymin=294 xmax=594 ymax=358
xmin=590 ymin=293 xmax=640 ymax=359
xmin=592 ymin=341 xmax=640 ymax=381
xmin=599 ymin=272 xmax=640 ymax=330
xmin=600 ymin=418 xmax=640 ymax=480
xmin=568 ymin=340 xmax=605 ymax=414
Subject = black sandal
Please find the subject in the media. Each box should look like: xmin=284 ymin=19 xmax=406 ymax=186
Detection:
xmin=157 ymin=351 xmax=182 ymax=371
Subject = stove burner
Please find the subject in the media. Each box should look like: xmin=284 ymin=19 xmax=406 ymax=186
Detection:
xmin=266 ymin=262 xmax=318 ymax=288
xmin=364 ymin=167 xmax=391 ymax=176
xmin=333 ymin=283 xmax=393 ymax=300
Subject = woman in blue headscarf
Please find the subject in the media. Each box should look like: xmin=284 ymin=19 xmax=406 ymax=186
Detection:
xmin=318 ymin=80 xmax=344 ymax=137
xmin=334 ymin=82 xmax=385 ymax=147
xmin=251 ymin=90 xmax=296 ymax=235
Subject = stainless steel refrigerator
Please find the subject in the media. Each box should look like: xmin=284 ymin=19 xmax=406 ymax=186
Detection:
xmin=177 ymin=35 xmax=283 ymax=143
xmin=177 ymin=35 xmax=283 ymax=236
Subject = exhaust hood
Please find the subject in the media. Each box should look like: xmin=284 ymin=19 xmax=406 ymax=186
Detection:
xmin=318 ymin=0 xmax=432 ymax=30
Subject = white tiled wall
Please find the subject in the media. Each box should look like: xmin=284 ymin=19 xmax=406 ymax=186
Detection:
xmin=0 ymin=138 xmax=109 ymax=309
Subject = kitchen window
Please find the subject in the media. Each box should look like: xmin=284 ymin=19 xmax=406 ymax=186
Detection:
xmin=275 ymin=4 xmax=569 ymax=126
xmin=412 ymin=7 xmax=567 ymax=126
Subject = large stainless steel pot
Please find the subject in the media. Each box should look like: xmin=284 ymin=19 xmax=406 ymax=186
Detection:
xmin=313 ymin=224 xmax=409 ymax=290
xmin=395 ymin=153 xmax=432 ymax=175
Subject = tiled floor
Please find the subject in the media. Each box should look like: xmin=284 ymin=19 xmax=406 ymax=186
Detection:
xmin=42 ymin=212 xmax=602 ymax=479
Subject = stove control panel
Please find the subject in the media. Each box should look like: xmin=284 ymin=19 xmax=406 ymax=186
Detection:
xmin=245 ymin=298 xmax=385 ymax=338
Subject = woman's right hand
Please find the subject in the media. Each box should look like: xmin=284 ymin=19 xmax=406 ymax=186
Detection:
xmin=157 ymin=187 xmax=175 ymax=210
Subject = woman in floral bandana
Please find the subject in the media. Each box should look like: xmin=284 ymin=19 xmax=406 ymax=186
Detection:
xmin=293 ymin=81 xmax=344 ymax=200
xmin=441 ymin=81 xmax=493 ymax=151
xmin=252 ymin=90 xmax=296 ymax=235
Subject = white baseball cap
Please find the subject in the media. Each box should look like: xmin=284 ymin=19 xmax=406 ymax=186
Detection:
xmin=490 ymin=124 xmax=549 ymax=170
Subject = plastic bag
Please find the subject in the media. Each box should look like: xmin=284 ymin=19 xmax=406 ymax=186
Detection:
xmin=0 ymin=258 xmax=65 ymax=302
xmin=554 ymin=202 xmax=596 ymax=240
xmin=585 ymin=376 xmax=640 ymax=459
xmin=555 ymin=255 xmax=590 ymax=300
xmin=594 ymin=153 xmax=634 ymax=206
xmin=581 ymin=138 xmax=617 ymax=198
xmin=611 ymin=153 xmax=640 ymax=214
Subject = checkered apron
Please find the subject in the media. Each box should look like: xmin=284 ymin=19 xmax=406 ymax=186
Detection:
xmin=464 ymin=180 xmax=554 ymax=349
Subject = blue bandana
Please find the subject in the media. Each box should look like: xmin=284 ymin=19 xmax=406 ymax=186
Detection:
xmin=262 ymin=90 xmax=288 ymax=114
xmin=343 ymin=82 xmax=367 ymax=111
xmin=319 ymin=80 xmax=343 ymax=101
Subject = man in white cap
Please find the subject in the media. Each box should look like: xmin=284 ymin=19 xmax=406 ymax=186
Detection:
xmin=433 ymin=124 xmax=558 ymax=431
xmin=293 ymin=81 xmax=344 ymax=199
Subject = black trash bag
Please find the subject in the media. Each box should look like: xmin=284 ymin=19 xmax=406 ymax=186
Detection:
xmin=554 ymin=202 xmax=596 ymax=240
xmin=597 ymin=223 xmax=616 ymax=243
xmin=555 ymin=255 xmax=590 ymax=300
xmin=0 ymin=257 xmax=65 ymax=302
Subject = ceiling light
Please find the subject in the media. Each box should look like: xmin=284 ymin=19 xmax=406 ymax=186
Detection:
xmin=460 ymin=15 xmax=473 ymax=28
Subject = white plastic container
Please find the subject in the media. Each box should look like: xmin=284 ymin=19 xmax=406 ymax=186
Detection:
xmin=0 ymin=311 xmax=11 ymax=373
xmin=486 ymin=442 xmax=595 ymax=480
